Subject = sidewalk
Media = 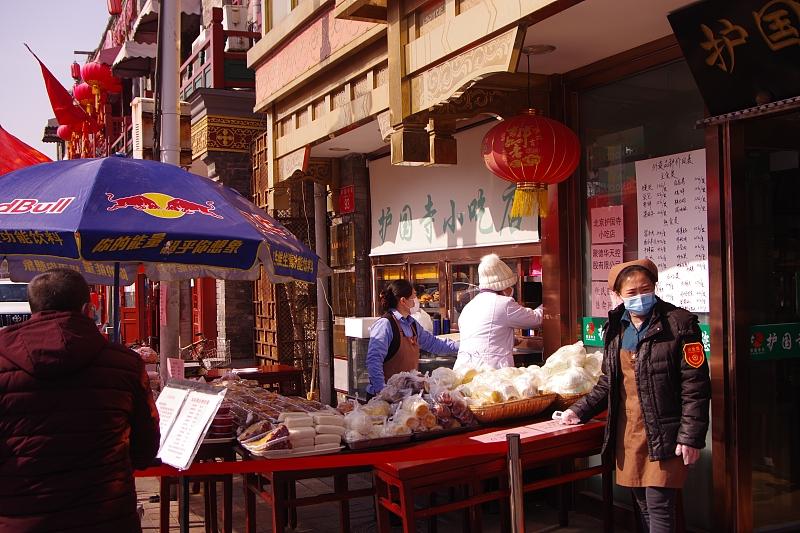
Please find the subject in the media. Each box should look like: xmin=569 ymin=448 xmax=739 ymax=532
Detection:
xmin=136 ymin=474 xmax=615 ymax=532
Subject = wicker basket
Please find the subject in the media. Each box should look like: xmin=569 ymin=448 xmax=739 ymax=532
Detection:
xmin=468 ymin=393 xmax=557 ymax=424
xmin=550 ymin=392 xmax=587 ymax=412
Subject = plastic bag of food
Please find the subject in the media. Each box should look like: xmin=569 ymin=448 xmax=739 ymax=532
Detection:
xmin=344 ymin=409 xmax=373 ymax=435
xmin=429 ymin=367 xmax=460 ymax=391
xmin=512 ymin=373 xmax=539 ymax=398
xmin=362 ymin=399 xmax=391 ymax=417
xmin=401 ymin=393 xmax=430 ymax=417
xmin=544 ymin=366 xmax=596 ymax=394
xmin=544 ymin=341 xmax=588 ymax=373
xmin=584 ymin=350 xmax=603 ymax=377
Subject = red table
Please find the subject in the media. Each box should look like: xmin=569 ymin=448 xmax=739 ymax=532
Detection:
xmin=373 ymin=420 xmax=610 ymax=533
xmin=204 ymin=364 xmax=304 ymax=396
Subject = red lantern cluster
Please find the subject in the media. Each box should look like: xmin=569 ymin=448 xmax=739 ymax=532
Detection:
xmin=482 ymin=109 xmax=580 ymax=217
xmin=59 ymin=59 xmax=123 ymax=159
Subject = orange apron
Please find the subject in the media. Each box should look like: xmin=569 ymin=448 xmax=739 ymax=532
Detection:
xmin=615 ymin=348 xmax=688 ymax=488
xmin=382 ymin=314 xmax=421 ymax=380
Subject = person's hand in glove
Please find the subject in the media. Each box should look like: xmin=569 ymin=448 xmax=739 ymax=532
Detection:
xmin=556 ymin=409 xmax=581 ymax=425
xmin=675 ymin=444 xmax=700 ymax=466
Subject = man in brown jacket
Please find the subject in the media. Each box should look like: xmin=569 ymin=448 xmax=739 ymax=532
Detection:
xmin=0 ymin=269 xmax=160 ymax=532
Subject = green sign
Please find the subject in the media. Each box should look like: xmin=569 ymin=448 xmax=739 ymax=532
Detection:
xmin=582 ymin=318 xmax=711 ymax=358
xmin=582 ymin=317 xmax=606 ymax=347
xmin=750 ymin=323 xmax=800 ymax=360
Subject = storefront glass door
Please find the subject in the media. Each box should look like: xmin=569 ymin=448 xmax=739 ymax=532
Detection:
xmin=742 ymin=112 xmax=800 ymax=530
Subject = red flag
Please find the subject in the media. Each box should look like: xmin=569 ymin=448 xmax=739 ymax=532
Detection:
xmin=0 ymin=124 xmax=51 ymax=176
xmin=25 ymin=44 xmax=88 ymax=126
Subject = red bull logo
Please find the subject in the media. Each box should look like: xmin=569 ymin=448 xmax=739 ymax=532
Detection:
xmin=0 ymin=197 xmax=74 ymax=215
xmin=106 ymin=193 xmax=223 ymax=219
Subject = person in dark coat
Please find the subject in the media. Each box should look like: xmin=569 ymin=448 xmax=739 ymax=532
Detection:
xmin=558 ymin=258 xmax=710 ymax=533
xmin=0 ymin=269 xmax=160 ymax=532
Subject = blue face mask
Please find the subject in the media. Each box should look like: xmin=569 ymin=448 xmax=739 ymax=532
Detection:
xmin=623 ymin=292 xmax=656 ymax=316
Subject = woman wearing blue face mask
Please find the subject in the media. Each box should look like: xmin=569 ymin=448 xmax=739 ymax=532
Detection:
xmin=557 ymin=258 xmax=710 ymax=533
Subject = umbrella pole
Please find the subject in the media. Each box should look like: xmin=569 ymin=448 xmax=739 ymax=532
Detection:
xmin=112 ymin=262 xmax=120 ymax=344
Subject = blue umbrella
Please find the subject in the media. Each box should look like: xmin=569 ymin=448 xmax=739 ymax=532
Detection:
xmin=0 ymin=156 xmax=329 ymax=340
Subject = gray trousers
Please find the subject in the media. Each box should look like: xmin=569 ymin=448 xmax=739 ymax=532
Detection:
xmin=631 ymin=487 xmax=678 ymax=533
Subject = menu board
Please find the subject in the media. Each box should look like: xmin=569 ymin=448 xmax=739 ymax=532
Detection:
xmin=636 ymin=149 xmax=709 ymax=312
xmin=155 ymin=386 xmax=189 ymax=446
xmin=156 ymin=382 xmax=226 ymax=470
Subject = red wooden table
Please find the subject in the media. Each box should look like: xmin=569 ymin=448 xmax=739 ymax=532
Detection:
xmin=373 ymin=420 xmax=610 ymax=533
xmin=204 ymin=364 xmax=304 ymax=396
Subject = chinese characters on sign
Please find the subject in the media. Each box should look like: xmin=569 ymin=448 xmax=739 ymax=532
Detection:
xmin=338 ymin=185 xmax=355 ymax=215
xmin=157 ymin=385 xmax=226 ymax=470
xmin=590 ymin=206 xmax=624 ymax=317
xmin=636 ymin=149 xmax=709 ymax=313
xmin=669 ymin=0 xmax=800 ymax=116
xmin=699 ymin=1 xmax=800 ymax=73
xmin=750 ymin=323 xmax=800 ymax=360
xmin=369 ymin=122 xmax=538 ymax=255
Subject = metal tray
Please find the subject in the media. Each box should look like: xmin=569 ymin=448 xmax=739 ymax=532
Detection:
xmin=410 ymin=424 xmax=477 ymax=442
xmin=345 ymin=434 xmax=412 ymax=450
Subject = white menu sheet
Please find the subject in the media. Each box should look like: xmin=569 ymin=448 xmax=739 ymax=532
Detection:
xmin=157 ymin=389 xmax=225 ymax=470
xmin=155 ymin=386 xmax=190 ymax=446
xmin=470 ymin=419 xmax=572 ymax=444
xmin=635 ymin=149 xmax=709 ymax=313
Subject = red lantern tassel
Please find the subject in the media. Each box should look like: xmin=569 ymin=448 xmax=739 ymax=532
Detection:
xmin=511 ymin=183 xmax=548 ymax=218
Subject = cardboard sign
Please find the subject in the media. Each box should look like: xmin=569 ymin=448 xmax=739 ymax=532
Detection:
xmin=167 ymin=357 xmax=185 ymax=380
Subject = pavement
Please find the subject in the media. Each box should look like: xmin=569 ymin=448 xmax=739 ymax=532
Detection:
xmin=136 ymin=474 xmax=617 ymax=532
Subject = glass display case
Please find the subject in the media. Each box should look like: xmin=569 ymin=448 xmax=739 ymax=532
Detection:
xmin=410 ymin=263 xmax=441 ymax=323
xmin=373 ymin=264 xmax=407 ymax=314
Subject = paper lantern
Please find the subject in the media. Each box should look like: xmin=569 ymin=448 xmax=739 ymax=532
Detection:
xmin=482 ymin=109 xmax=580 ymax=217
xmin=56 ymin=124 xmax=73 ymax=141
xmin=107 ymin=0 xmax=123 ymax=16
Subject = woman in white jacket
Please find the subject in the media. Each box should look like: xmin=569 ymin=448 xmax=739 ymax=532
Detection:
xmin=454 ymin=253 xmax=543 ymax=372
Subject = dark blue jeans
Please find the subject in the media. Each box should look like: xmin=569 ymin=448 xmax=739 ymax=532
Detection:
xmin=631 ymin=487 xmax=677 ymax=533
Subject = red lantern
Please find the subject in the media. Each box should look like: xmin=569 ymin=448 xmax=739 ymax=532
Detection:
xmin=482 ymin=109 xmax=580 ymax=217
xmin=80 ymin=62 xmax=109 ymax=93
xmin=73 ymin=82 xmax=94 ymax=113
xmin=107 ymin=0 xmax=123 ymax=16
xmin=56 ymin=124 xmax=73 ymax=141
xmin=70 ymin=61 xmax=81 ymax=81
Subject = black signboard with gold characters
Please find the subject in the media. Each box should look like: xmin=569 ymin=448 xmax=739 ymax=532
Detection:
xmin=668 ymin=0 xmax=800 ymax=116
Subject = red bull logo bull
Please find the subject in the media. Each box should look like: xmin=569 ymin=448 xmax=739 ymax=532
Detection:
xmin=105 ymin=192 xmax=223 ymax=219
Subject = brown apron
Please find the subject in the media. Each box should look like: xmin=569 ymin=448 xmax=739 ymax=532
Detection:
xmin=615 ymin=348 xmax=687 ymax=488
xmin=382 ymin=314 xmax=421 ymax=381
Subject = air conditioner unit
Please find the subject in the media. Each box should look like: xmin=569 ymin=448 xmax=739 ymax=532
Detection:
xmin=130 ymin=97 xmax=193 ymax=165
xmin=222 ymin=5 xmax=250 ymax=52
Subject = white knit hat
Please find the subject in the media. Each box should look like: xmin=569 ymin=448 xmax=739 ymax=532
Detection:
xmin=478 ymin=253 xmax=517 ymax=291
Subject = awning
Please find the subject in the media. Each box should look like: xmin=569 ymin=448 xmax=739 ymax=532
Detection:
xmin=95 ymin=45 xmax=122 ymax=66
xmin=132 ymin=0 xmax=202 ymax=43
xmin=112 ymin=41 xmax=157 ymax=79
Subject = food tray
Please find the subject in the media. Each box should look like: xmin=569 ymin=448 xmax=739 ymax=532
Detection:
xmin=255 ymin=446 xmax=343 ymax=459
xmin=410 ymin=424 xmax=476 ymax=442
xmin=345 ymin=434 xmax=412 ymax=450
xmin=550 ymin=392 xmax=587 ymax=412
xmin=468 ymin=393 xmax=557 ymax=424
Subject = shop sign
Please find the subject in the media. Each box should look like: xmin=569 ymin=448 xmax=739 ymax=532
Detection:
xmin=369 ymin=123 xmax=539 ymax=256
xmin=668 ymin=0 xmax=800 ymax=116
xmin=750 ymin=322 xmax=800 ymax=360
xmin=591 ymin=244 xmax=623 ymax=281
xmin=583 ymin=317 xmax=607 ymax=347
xmin=338 ymin=185 xmax=355 ymax=215
xmin=591 ymin=206 xmax=624 ymax=244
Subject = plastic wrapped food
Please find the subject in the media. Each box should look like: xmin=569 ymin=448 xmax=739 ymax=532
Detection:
xmin=361 ymin=399 xmax=391 ymax=417
xmin=243 ymin=424 xmax=290 ymax=451
xmin=237 ymin=420 xmax=273 ymax=443
xmin=344 ymin=410 xmax=373 ymax=435
xmin=430 ymin=367 xmax=460 ymax=390
xmin=512 ymin=373 xmax=539 ymax=398
xmin=584 ymin=351 xmax=603 ymax=377
xmin=391 ymin=411 xmax=420 ymax=431
xmin=543 ymin=366 xmax=597 ymax=394
xmin=544 ymin=341 xmax=588 ymax=373
xmin=401 ymin=394 xmax=430 ymax=417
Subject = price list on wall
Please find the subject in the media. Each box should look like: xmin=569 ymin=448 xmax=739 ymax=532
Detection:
xmin=635 ymin=149 xmax=709 ymax=313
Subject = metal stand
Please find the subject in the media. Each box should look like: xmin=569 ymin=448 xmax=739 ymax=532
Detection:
xmin=179 ymin=477 xmax=190 ymax=533
xmin=507 ymin=433 xmax=525 ymax=533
